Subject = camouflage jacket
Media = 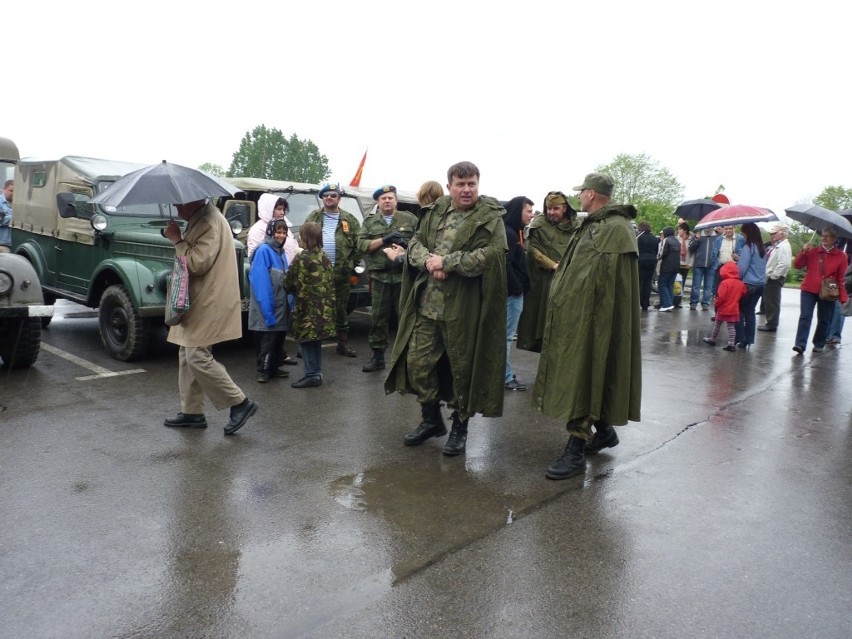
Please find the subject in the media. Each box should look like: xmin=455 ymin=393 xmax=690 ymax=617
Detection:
xmin=357 ymin=209 xmax=418 ymax=283
xmin=304 ymin=208 xmax=362 ymax=283
xmin=283 ymin=248 xmax=336 ymax=342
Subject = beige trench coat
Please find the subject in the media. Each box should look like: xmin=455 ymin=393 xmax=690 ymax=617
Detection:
xmin=167 ymin=202 xmax=242 ymax=347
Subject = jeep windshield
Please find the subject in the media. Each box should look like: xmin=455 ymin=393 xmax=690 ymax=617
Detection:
xmin=272 ymin=191 xmax=363 ymax=230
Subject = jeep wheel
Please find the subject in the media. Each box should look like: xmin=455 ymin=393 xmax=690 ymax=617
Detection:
xmin=0 ymin=318 xmax=42 ymax=369
xmin=98 ymin=285 xmax=150 ymax=361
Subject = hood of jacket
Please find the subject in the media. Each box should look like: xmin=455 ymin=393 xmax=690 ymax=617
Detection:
xmin=720 ymin=261 xmax=741 ymax=281
xmin=503 ymin=196 xmax=529 ymax=232
xmin=257 ymin=193 xmax=278 ymax=224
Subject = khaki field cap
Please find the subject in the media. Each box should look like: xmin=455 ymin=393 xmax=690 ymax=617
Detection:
xmin=573 ymin=172 xmax=614 ymax=197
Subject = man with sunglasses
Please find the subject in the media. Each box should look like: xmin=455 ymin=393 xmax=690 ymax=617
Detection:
xmin=305 ymin=183 xmax=363 ymax=357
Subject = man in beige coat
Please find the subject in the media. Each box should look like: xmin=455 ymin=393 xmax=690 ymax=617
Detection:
xmin=163 ymin=199 xmax=257 ymax=435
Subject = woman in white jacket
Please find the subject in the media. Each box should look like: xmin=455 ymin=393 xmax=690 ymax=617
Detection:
xmin=247 ymin=193 xmax=300 ymax=264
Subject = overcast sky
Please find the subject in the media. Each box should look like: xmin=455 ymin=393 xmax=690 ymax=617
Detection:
xmin=5 ymin=1 xmax=849 ymax=221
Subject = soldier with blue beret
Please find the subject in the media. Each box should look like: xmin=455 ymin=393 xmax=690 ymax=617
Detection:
xmin=358 ymin=184 xmax=417 ymax=372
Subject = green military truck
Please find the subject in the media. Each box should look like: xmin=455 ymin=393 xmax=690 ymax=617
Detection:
xmin=11 ymin=155 xmax=250 ymax=362
xmin=0 ymin=136 xmax=53 ymax=368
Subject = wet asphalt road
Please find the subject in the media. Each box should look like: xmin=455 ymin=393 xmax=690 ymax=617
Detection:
xmin=1 ymin=289 xmax=850 ymax=638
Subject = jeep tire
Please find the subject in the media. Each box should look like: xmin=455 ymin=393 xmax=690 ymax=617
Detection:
xmin=0 ymin=317 xmax=42 ymax=369
xmin=98 ymin=284 xmax=150 ymax=362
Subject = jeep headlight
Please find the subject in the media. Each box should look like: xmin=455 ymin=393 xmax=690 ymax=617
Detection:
xmin=0 ymin=270 xmax=12 ymax=295
xmin=229 ymin=218 xmax=243 ymax=236
xmin=91 ymin=214 xmax=108 ymax=231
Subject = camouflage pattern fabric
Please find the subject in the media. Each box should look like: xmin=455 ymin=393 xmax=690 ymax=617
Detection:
xmin=284 ymin=248 xmax=336 ymax=342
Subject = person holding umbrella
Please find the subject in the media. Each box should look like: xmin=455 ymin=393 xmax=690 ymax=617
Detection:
xmin=163 ymin=198 xmax=258 ymax=435
xmin=791 ymin=229 xmax=849 ymax=354
xmin=734 ymin=223 xmax=766 ymax=349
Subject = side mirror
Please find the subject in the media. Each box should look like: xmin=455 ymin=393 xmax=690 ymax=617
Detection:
xmin=56 ymin=192 xmax=78 ymax=219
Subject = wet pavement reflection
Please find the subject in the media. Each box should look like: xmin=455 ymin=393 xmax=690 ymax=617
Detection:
xmin=1 ymin=291 xmax=850 ymax=637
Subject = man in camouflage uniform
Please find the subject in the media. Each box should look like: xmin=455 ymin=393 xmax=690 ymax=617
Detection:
xmin=358 ymin=185 xmax=418 ymax=372
xmin=304 ymin=183 xmax=362 ymax=357
xmin=385 ymin=161 xmax=507 ymax=457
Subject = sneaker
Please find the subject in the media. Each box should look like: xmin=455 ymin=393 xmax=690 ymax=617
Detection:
xmin=689 ymin=304 xmax=697 ymax=310
xmin=659 ymin=306 xmax=674 ymax=312
xmin=256 ymin=372 xmax=270 ymax=383
xmin=792 ymin=345 xmax=804 ymax=354
xmin=702 ymin=304 xmax=710 ymax=311
xmin=702 ymin=337 xmax=716 ymax=346
xmin=505 ymin=376 xmax=528 ymax=391
xmin=826 ymin=338 xmax=841 ymax=345
xmin=812 ymin=346 xmax=824 ymax=353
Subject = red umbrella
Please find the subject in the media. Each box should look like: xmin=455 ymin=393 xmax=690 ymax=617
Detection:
xmin=693 ymin=204 xmax=778 ymax=230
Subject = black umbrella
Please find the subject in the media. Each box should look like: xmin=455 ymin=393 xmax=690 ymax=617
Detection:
xmin=783 ymin=203 xmax=852 ymax=240
xmin=674 ymin=198 xmax=723 ymax=221
xmin=89 ymin=160 xmax=238 ymax=207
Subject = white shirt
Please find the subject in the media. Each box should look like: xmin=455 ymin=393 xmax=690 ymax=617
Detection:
xmin=765 ymin=238 xmax=792 ymax=281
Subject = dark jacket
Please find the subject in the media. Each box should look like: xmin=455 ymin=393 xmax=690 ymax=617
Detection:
xmin=689 ymin=232 xmax=715 ymax=268
xmin=637 ymin=230 xmax=660 ymax=267
xmin=503 ymin=196 xmax=531 ymax=296
xmin=659 ymin=230 xmax=681 ymax=274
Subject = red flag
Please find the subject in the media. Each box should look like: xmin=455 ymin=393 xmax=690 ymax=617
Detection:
xmin=349 ymin=149 xmax=367 ymax=187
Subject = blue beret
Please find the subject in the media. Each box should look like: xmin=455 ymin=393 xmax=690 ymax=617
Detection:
xmin=319 ymin=183 xmax=341 ymax=197
xmin=372 ymin=185 xmax=397 ymax=200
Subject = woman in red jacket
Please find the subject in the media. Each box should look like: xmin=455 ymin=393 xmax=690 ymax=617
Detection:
xmin=792 ymin=229 xmax=849 ymax=354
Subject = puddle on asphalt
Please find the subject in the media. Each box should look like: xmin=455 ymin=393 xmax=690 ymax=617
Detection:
xmin=330 ymin=462 xmax=537 ymax=583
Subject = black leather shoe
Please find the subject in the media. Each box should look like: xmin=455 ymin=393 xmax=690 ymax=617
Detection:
xmin=362 ymin=349 xmax=386 ymax=372
xmin=336 ymin=342 xmax=357 ymax=357
xmin=546 ymin=436 xmax=587 ymax=480
xmin=224 ymin=398 xmax=257 ymax=435
xmin=585 ymin=423 xmax=619 ymax=455
xmin=270 ymin=368 xmax=290 ymax=378
xmin=164 ymin=413 xmax=207 ymax=428
xmin=291 ymin=376 xmax=322 ymax=388
xmin=404 ymin=402 xmax=447 ymax=446
xmin=442 ymin=412 xmax=469 ymax=456
xmin=757 ymin=326 xmax=776 ymax=332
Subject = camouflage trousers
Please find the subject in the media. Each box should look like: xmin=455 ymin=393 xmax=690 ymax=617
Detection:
xmin=334 ymin=279 xmax=351 ymax=335
xmin=368 ymin=278 xmax=401 ymax=350
xmin=566 ymin=417 xmax=606 ymax=440
xmin=407 ymin=315 xmax=470 ymax=421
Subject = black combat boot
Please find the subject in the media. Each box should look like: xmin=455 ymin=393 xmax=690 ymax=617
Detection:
xmin=585 ymin=421 xmax=619 ymax=455
xmin=362 ymin=348 xmax=386 ymax=372
xmin=545 ymin=435 xmax=587 ymax=480
xmin=336 ymin=331 xmax=357 ymax=357
xmin=442 ymin=411 xmax=469 ymax=456
xmin=403 ymin=402 xmax=447 ymax=446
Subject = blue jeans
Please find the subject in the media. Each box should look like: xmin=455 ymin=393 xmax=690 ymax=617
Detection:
xmin=300 ymin=340 xmax=323 ymax=379
xmin=795 ymin=291 xmax=835 ymax=350
xmin=736 ymin=284 xmax=763 ymax=346
xmin=506 ymin=294 xmax=524 ymax=382
xmin=658 ymin=271 xmax=676 ymax=308
xmin=828 ymin=301 xmax=844 ymax=341
xmin=689 ymin=266 xmax=714 ymax=306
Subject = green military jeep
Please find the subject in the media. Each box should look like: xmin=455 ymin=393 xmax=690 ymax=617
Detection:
xmin=11 ymin=156 xmax=249 ymax=362
xmin=0 ymin=252 xmax=53 ymax=368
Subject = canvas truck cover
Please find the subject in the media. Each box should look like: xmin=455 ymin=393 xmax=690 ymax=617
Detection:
xmin=14 ymin=156 xmax=146 ymax=240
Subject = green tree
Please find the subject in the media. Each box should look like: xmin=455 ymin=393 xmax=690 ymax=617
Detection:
xmin=198 ymin=162 xmax=225 ymax=177
xmin=227 ymin=125 xmax=330 ymax=183
xmin=596 ymin=153 xmax=684 ymax=233
xmin=813 ymin=185 xmax=852 ymax=212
